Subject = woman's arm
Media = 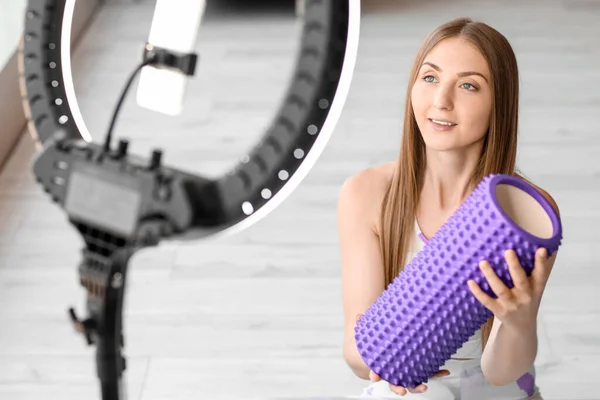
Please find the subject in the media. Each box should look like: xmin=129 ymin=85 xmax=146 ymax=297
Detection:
xmin=337 ymin=169 xmax=387 ymax=379
xmin=481 ymin=314 xmax=538 ymax=385
xmin=481 ymin=248 xmax=558 ymax=385
xmin=478 ymin=186 xmax=561 ymax=386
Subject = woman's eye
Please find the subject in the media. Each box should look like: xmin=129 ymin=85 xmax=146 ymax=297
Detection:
xmin=461 ymin=83 xmax=477 ymax=91
xmin=423 ymin=75 xmax=436 ymax=83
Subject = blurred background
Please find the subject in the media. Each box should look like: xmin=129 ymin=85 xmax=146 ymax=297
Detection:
xmin=0 ymin=0 xmax=598 ymax=399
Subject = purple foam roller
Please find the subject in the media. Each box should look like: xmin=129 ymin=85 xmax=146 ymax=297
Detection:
xmin=354 ymin=174 xmax=562 ymax=388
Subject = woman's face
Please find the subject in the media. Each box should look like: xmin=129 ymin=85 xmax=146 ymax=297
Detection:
xmin=411 ymin=37 xmax=493 ymax=152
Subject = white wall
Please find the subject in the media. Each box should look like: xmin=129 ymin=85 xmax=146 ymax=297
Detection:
xmin=0 ymin=0 xmax=27 ymax=70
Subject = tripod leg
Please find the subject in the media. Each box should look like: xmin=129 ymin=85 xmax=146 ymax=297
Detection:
xmin=98 ymin=249 xmax=132 ymax=400
xmin=70 ymin=247 xmax=134 ymax=400
xmin=100 ymin=382 xmax=123 ymax=400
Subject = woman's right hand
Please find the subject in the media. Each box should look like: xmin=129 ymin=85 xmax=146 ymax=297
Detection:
xmin=369 ymin=369 xmax=450 ymax=396
xmin=356 ymin=314 xmax=450 ymax=395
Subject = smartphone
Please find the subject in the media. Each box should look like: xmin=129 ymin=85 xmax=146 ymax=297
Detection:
xmin=136 ymin=0 xmax=206 ymax=116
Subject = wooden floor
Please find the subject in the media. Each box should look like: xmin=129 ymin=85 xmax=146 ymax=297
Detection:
xmin=1 ymin=0 xmax=599 ymax=399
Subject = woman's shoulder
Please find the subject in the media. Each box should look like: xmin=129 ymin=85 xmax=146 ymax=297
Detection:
xmin=337 ymin=161 xmax=396 ymax=232
xmin=513 ymin=173 xmax=561 ymax=216
xmin=339 ymin=161 xmax=396 ymax=199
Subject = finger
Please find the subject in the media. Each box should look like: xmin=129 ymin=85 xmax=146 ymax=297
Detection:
xmin=407 ymin=384 xmax=428 ymax=393
xmin=468 ymin=279 xmax=501 ymax=315
xmin=504 ymin=249 xmax=532 ymax=297
xmin=531 ymin=247 xmax=552 ymax=294
xmin=390 ymin=384 xmax=407 ymax=395
xmin=432 ymin=369 xmax=450 ymax=378
xmin=479 ymin=260 xmax=513 ymax=301
xmin=369 ymin=370 xmax=380 ymax=382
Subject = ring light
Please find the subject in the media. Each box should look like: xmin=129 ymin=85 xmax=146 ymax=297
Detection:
xmin=18 ymin=1 xmax=360 ymax=399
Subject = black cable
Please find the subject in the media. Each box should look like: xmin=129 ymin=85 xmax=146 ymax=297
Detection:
xmin=103 ymin=56 xmax=157 ymax=154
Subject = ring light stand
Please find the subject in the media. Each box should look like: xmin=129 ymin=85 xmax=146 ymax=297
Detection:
xmin=18 ymin=1 xmax=360 ymax=399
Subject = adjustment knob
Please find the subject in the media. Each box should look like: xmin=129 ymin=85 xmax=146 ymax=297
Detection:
xmin=149 ymin=149 xmax=162 ymax=170
xmin=117 ymin=139 xmax=129 ymax=158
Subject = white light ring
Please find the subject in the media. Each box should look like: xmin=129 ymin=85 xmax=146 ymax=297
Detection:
xmin=61 ymin=0 xmax=93 ymax=142
xmin=189 ymin=0 xmax=361 ymax=243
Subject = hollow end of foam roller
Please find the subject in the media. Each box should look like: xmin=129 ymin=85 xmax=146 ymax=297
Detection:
xmin=489 ymin=174 xmax=562 ymax=248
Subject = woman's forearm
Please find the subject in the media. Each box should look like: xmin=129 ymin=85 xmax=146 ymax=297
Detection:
xmin=349 ymin=362 xmax=370 ymax=380
xmin=344 ymin=341 xmax=371 ymax=380
xmin=481 ymin=319 xmax=538 ymax=386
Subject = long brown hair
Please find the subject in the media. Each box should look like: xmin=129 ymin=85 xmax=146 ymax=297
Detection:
xmin=378 ymin=17 xmax=521 ymax=351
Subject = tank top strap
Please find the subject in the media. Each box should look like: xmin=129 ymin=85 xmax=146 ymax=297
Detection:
xmin=414 ymin=218 xmax=429 ymax=245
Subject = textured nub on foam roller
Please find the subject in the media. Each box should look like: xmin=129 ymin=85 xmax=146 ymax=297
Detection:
xmin=354 ymin=174 xmax=562 ymax=388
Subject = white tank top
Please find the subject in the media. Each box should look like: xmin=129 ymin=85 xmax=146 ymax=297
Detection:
xmin=411 ymin=219 xmax=482 ymax=360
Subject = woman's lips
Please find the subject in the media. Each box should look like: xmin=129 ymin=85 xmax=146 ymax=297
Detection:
xmin=428 ymin=118 xmax=457 ymax=131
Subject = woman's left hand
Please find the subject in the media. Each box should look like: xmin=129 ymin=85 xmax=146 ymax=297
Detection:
xmin=467 ymin=247 xmax=557 ymax=332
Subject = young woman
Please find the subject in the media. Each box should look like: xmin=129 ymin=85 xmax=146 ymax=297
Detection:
xmin=337 ymin=17 xmax=560 ymax=399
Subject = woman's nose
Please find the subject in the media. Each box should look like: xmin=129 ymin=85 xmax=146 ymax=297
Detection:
xmin=433 ymin=86 xmax=453 ymax=111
